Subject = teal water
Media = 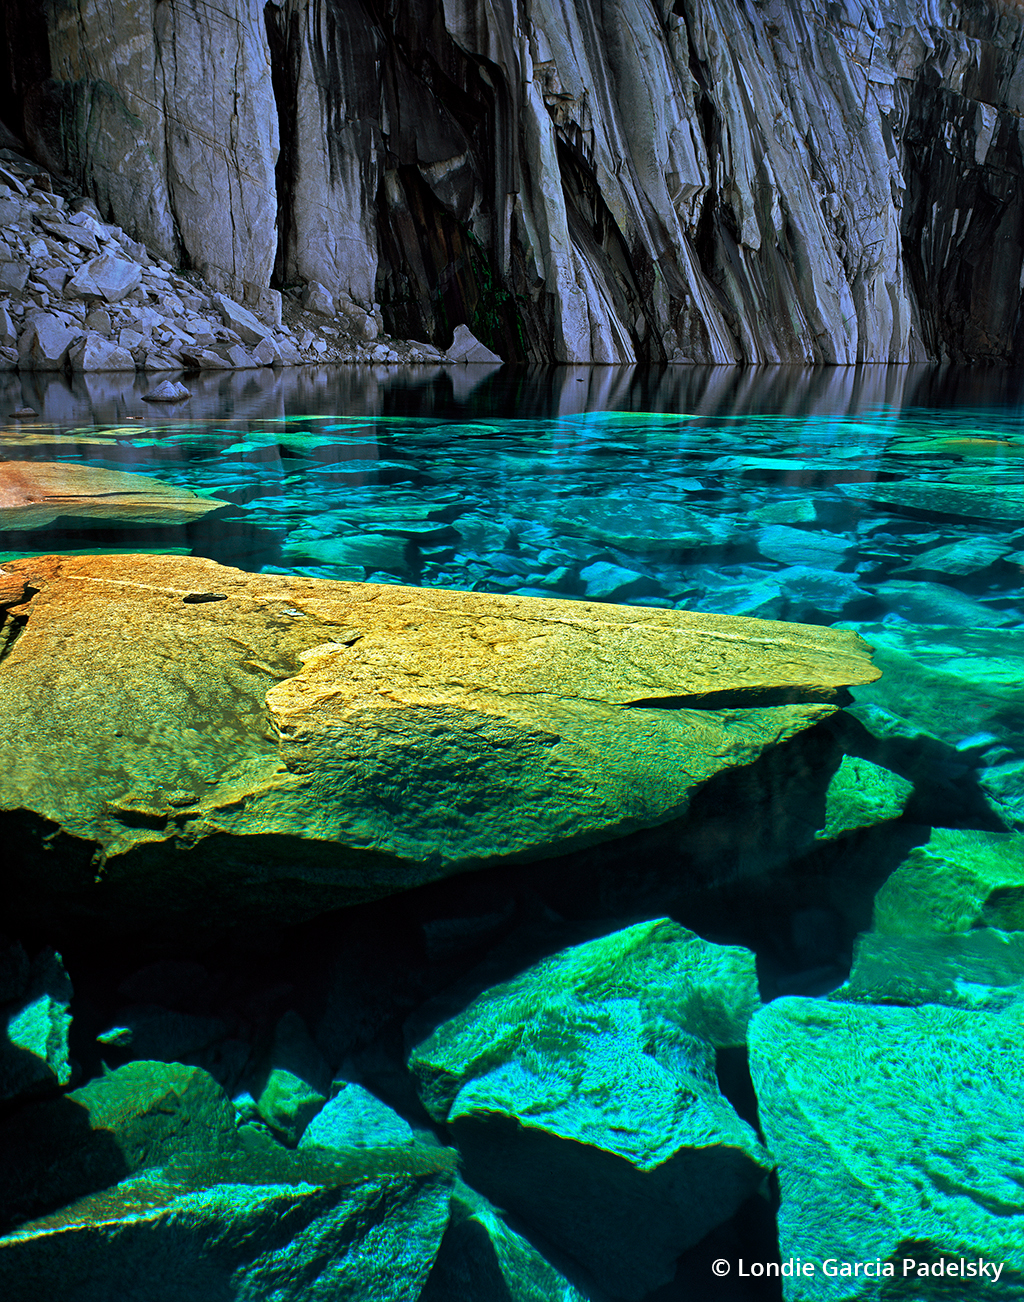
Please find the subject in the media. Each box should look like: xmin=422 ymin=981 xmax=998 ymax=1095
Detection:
xmin=4 ymin=366 xmax=1023 ymax=636
xmin=4 ymin=365 xmax=1024 ymax=1299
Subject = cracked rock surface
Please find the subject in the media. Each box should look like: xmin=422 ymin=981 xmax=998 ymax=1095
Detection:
xmin=0 ymin=553 xmax=878 ymax=932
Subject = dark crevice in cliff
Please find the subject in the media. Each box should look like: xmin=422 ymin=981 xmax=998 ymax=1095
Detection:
xmin=901 ymin=75 xmax=1024 ymax=363
xmin=264 ymin=3 xmax=301 ymax=292
xmin=556 ymin=139 xmax=663 ymax=362
xmin=376 ymin=163 xmax=526 ymax=360
xmin=0 ymin=0 xmax=48 ymax=144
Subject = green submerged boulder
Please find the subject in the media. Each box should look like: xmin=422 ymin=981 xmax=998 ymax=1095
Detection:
xmin=409 ymin=918 xmax=770 ymax=1300
xmin=814 ymin=754 xmax=913 ymax=842
xmin=748 ymin=999 xmax=1024 ymax=1301
xmin=0 ymin=944 xmax=72 ymax=1105
xmin=0 ymin=1144 xmax=455 ymax=1302
xmin=420 ymin=1177 xmax=589 ymax=1302
xmin=833 ymin=828 xmax=1024 ymax=1011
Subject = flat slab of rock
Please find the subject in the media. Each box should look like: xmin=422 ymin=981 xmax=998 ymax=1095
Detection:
xmin=0 ymin=463 xmax=227 ymax=529
xmin=749 ymin=999 xmax=1024 ymax=1300
xmin=0 ymin=554 xmax=878 ymax=933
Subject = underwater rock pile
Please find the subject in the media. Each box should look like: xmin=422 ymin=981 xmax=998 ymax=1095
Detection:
xmin=2 ymin=544 xmax=1024 ymax=1299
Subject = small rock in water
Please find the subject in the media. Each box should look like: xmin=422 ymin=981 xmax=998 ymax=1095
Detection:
xmin=9 ymin=407 xmax=36 ymax=418
xmin=142 ymin=379 xmax=189 ymax=403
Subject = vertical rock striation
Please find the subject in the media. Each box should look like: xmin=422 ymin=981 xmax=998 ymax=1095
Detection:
xmin=2 ymin=0 xmax=1022 ymax=361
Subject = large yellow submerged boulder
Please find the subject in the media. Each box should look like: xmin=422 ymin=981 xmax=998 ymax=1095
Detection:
xmin=0 ymin=554 xmax=878 ymax=931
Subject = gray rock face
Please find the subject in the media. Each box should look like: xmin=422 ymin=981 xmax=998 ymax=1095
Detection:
xmin=12 ymin=0 xmax=1024 ymax=361
xmin=409 ymin=918 xmax=770 ymax=1299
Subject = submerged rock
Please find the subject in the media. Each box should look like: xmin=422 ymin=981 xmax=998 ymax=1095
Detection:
xmin=420 ymin=1178 xmax=589 ymax=1302
xmin=553 ymin=497 xmax=737 ymax=552
xmin=840 ymin=479 xmax=1024 ymax=523
xmin=0 ymin=1139 xmax=455 ymax=1302
xmin=0 ymin=1060 xmax=238 ymax=1232
xmin=836 ymin=929 xmax=1024 ymax=1011
xmin=0 ymin=462 xmax=227 ymax=529
xmin=409 ymin=918 xmax=770 ymax=1299
xmin=871 ymin=828 xmax=1024 ymax=938
xmin=301 ymin=1084 xmax=415 ymax=1152
xmin=815 ymin=754 xmax=913 ymax=843
xmin=0 ymin=944 xmax=72 ymax=1105
xmin=0 ymin=553 xmax=878 ymax=934
xmin=748 ymin=999 xmax=1024 ymax=1300
xmin=843 ymin=623 xmax=1024 ymax=759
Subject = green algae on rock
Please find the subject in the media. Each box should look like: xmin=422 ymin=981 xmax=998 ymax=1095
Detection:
xmin=814 ymin=754 xmax=913 ymax=843
xmin=835 ymin=929 xmax=1024 ymax=1011
xmin=0 ymin=553 xmax=878 ymax=933
xmin=748 ymin=998 xmax=1024 ymax=1301
xmin=420 ymin=1177 xmax=590 ymax=1302
xmin=409 ymin=918 xmax=770 ymax=1299
xmin=872 ymin=828 xmax=1024 ymax=938
xmin=0 ymin=1060 xmax=238 ymax=1233
xmin=0 ymin=944 xmax=72 ymax=1105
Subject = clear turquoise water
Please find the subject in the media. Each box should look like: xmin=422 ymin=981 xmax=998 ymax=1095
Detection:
xmin=4 ymin=367 xmax=1023 ymax=636
xmin=4 ymin=365 xmax=1024 ymax=1298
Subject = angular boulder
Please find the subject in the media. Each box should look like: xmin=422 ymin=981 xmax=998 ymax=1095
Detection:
xmin=0 ymin=462 xmax=227 ymax=530
xmin=872 ymin=827 xmax=1024 ymax=937
xmin=409 ymin=918 xmax=771 ymax=1299
xmin=67 ymin=252 xmax=143 ymax=303
xmin=0 ymin=944 xmax=72 ymax=1105
xmin=748 ymin=999 xmax=1024 ymax=1299
xmin=420 ymin=1178 xmax=589 ymax=1302
xmin=212 ymin=292 xmax=270 ymax=345
xmin=301 ymin=1084 xmax=415 ymax=1151
xmin=0 ymin=554 xmax=878 ymax=933
xmin=0 ymin=1060 xmax=238 ymax=1232
xmin=16 ymin=314 xmax=78 ymax=370
xmin=68 ymin=332 xmax=137 ymax=372
xmin=444 ymin=325 xmax=502 ymax=363
xmin=814 ymin=754 xmax=913 ymax=842
xmin=0 ymin=1142 xmax=455 ymax=1302
xmin=836 ymin=928 xmax=1024 ymax=1011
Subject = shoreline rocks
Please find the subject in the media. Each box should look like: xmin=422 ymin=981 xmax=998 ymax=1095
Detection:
xmin=0 ymin=152 xmax=502 ymax=373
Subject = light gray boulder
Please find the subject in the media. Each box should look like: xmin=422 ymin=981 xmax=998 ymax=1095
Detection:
xmin=445 ymin=325 xmax=502 ymax=363
xmin=0 ymin=263 xmax=28 ymax=293
xmin=69 ymin=332 xmax=136 ymax=371
xmin=303 ymin=281 xmax=335 ymax=317
xmin=142 ymin=379 xmax=189 ymax=402
xmin=212 ymin=292 xmax=270 ymax=345
xmin=17 ymin=314 xmax=78 ymax=370
xmin=67 ymin=252 xmax=143 ymax=303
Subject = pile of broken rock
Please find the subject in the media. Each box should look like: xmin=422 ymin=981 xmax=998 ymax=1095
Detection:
xmin=0 ymin=151 xmax=501 ymax=378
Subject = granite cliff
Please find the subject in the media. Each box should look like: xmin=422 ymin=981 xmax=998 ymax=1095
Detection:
xmin=1 ymin=0 xmax=1022 ymax=363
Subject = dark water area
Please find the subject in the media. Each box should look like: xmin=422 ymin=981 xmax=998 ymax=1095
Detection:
xmin=2 ymin=364 xmax=1023 ymax=1300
